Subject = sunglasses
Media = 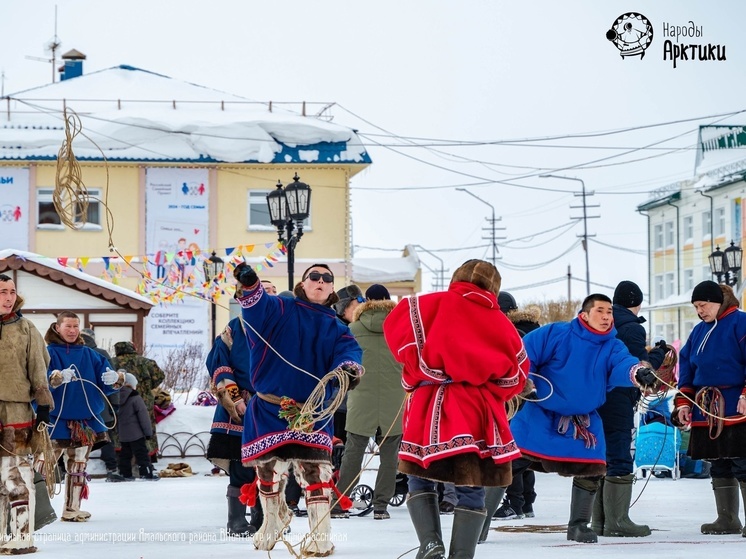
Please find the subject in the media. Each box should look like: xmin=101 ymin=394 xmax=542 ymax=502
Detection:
xmin=355 ymin=295 xmax=365 ymax=303
xmin=305 ymin=271 xmax=334 ymax=283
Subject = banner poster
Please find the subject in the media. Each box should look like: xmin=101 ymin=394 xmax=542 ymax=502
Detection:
xmin=144 ymin=167 xmax=210 ymax=367
xmin=0 ymin=168 xmax=30 ymax=251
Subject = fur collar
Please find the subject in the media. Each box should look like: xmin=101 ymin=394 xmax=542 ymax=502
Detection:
xmin=352 ymin=299 xmax=396 ymax=322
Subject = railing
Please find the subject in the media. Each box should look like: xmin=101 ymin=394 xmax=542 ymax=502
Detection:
xmin=158 ymin=431 xmax=211 ymax=459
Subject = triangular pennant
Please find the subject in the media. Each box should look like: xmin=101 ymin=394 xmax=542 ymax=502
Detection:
xmin=103 ymin=257 xmax=110 ymax=269
xmin=124 ymin=255 xmax=134 ymax=265
xmin=57 ymin=257 xmax=68 ymax=267
xmin=225 ymin=247 xmax=235 ymax=256
xmin=81 ymin=257 xmax=90 ymax=268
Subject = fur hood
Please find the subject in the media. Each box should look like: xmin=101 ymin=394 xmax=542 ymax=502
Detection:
xmin=506 ymin=305 xmax=541 ymax=325
xmin=352 ymin=299 xmax=396 ymax=323
xmin=718 ymin=284 xmax=740 ymax=317
xmin=44 ymin=323 xmax=83 ymax=346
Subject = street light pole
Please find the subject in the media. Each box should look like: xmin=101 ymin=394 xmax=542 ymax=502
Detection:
xmin=203 ymin=250 xmax=225 ymax=342
xmin=540 ymin=174 xmax=598 ymax=296
xmin=456 ymin=188 xmax=502 ymax=267
xmin=266 ymin=174 xmax=312 ymax=291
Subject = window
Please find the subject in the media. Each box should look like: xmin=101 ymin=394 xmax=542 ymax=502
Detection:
xmin=654 ymin=274 xmax=664 ymax=300
xmin=665 ymin=221 xmax=674 ymax=247
xmin=683 ymin=216 xmax=694 ymax=241
xmin=702 ymin=211 xmax=712 ymax=239
xmin=684 ymin=269 xmax=694 ymax=291
xmin=665 ymin=272 xmax=675 ymax=297
xmin=665 ymin=324 xmax=675 ymax=343
xmin=715 ymin=207 xmax=726 ymax=237
xmin=684 ymin=321 xmax=695 ymax=340
xmin=37 ymin=189 xmax=62 ymax=228
xmin=37 ymin=188 xmax=101 ymax=230
xmin=703 ymin=265 xmax=712 ymax=282
xmin=654 ymin=324 xmax=664 ymax=339
xmin=247 ymin=190 xmax=311 ymax=231
xmin=653 ymin=224 xmax=663 ymax=250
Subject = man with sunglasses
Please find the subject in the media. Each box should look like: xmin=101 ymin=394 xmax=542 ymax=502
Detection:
xmin=232 ymin=262 xmax=363 ymax=556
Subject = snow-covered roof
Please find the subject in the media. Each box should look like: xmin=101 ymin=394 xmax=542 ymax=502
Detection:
xmin=0 ymin=65 xmax=371 ymax=166
xmin=0 ymin=248 xmax=154 ymax=309
xmin=351 ymin=245 xmax=420 ymax=283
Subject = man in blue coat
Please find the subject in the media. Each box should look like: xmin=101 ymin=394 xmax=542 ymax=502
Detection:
xmin=233 ymin=262 xmax=363 ymax=556
xmin=592 ymin=280 xmax=666 ymax=538
xmin=509 ymin=294 xmax=657 ymax=543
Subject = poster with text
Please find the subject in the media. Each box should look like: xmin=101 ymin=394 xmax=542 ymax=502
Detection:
xmin=144 ymin=167 xmax=210 ymax=367
xmin=0 ymin=168 xmax=30 ymax=251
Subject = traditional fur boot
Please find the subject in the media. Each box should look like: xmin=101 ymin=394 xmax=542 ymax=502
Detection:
xmin=253 ymin=460 xmax=292 ymax=551
xmin=61 ymin=460 xmax=91 ymax=522
xmin=406 ymin=491 xmax=446 ymax=559
xmin=478 ymin=486 xmax=505 ymax=543
xmin=449 ymin=507 xmax=487 ymax=559
xmin=0 ymin=457 xmax=37 ymax=555
xmin=226 ymin=485 xmax=255 ymax=537
xmin=566 ymin=482 xmax=597 ymax=543
xmin=701 ymin=478 xmax=742 ymax=535
xmin=602 ymin=475 xmax=650 ymax=537
xmin=302 ymin=489 xmax=334 ymax=557
xmin=590 ymin=477 xmax=604 ymax=534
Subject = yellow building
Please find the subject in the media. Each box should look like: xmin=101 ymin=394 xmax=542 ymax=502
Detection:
xmin=0 ymin=55 xmax=420 ymax=361
xmin=638 ymin=125 xmax=746 ymax=344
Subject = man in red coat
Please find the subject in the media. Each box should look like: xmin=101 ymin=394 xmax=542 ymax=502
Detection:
xmin=384 ymin=259 xmax=529 ymax=559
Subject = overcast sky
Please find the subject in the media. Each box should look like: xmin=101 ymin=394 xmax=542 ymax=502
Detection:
xmin=3 ymin=0 xmax=745 ymax=305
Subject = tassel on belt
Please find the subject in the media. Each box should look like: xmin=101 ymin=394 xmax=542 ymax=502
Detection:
xmin=557 ymin=414 xmax=597 ymax=449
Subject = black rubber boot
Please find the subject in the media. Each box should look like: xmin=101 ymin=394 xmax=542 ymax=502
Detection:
xmin=602 ymin=475 xmax=651 ymax=537
xmin=701 ymin=478 xmax=742 ymax=535
xmin=478 ymin=486 xmax=505 ymax=543
xmin=34 ymin=471 xmax=57 ymax=530
xmin=566 ymin=483 xmax=598 ymax=543
xmin=226 ymin=485 xmax=255 ymax=537
xmin=590 ymin=477 xmax=604 ymax=534
xmin=449 ymin=507 xmax=487 ymax=558
xmin=740 ymin=480 xmax=746 ymax=538
xmin=407 ymin=491 xmax=446 ymax=559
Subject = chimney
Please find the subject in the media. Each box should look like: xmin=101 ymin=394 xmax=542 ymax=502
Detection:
xmin=59 ymin=49 xmax=86 ymax=81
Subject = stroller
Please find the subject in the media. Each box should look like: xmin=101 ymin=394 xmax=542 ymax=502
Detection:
xmin=331 ymin=437 xmax=409 ymax=514
xmin=633 ymin=395 xmax=680 ymax=480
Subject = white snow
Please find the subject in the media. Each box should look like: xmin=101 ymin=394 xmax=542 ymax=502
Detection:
xmin=37 ymin=401 xmax=740 ymax=559
xmin=0 ymin=66 xmax=369 ymax=164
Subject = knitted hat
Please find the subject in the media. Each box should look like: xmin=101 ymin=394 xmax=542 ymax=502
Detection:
xmin=613 ymin=280 xmax=644 ymax=308
xmin=498 ymin=291 xmax=518 ymax=314
xmin=365 ymin=284 xmax=390 ymax=301
xmin=124 ymin=372 xmax=138 ymax=388
xmin=450 ymin=259 xmax=501 ymax=296
xmin=333 ymin=285 xmax=363 ymax=316
xmin=691 ymin=280 xmax=724 ymax=304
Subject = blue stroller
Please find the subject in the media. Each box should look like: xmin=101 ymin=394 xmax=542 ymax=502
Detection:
xmin=633 ymin=395 xmax=680 ymax=480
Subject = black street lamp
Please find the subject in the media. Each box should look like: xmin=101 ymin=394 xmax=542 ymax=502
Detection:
xmin=266 ymin=174 xmax=312 ymax=291
xmin=708 ymin=240 xmax=743 ymax=286
xmin=203 ymin=250 xmax=224 ymax=342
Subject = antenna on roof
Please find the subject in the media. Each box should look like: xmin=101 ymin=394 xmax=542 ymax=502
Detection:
xmin=24 ymin=4 xmax=61 ymax=83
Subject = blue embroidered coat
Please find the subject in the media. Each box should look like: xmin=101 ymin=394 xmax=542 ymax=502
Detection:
xmin=510 ymin=317 xmax=640 ymax=467
xmin=236 ymin=284 xmax=363 ymax=463
xmin=46 ymin=342 xmax=118 ymax=440
xmin=206 ymin=317 xmax=254 ymax=437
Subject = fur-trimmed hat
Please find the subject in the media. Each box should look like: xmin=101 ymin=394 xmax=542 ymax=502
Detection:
xmin=333 ymin=285 xmax=364 ymax=316
xmin=450 ymin=259 xmax=501 ymax=296
xmin=613 ymin=280 xmax=643 ymax=308
xmin=691 ymin=280 xmax=724 ymax=304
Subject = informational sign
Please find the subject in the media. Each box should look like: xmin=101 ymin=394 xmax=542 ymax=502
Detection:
xmin=144 ymin=167 xmax=210 ymax=366
xmin=0 ymin=168 xmax=30 ymax=251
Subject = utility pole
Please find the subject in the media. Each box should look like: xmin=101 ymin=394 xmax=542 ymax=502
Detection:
xmin=567 ymin=265 xmax=572 ymax=303
xmin=540 ymin=175 xmax=599 ymax=295
xmin=456 ymin=188 xmax=506 ymax=267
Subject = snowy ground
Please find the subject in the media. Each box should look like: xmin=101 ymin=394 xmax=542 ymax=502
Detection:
xmin=35 ymin=404 xmax=744 ymax=559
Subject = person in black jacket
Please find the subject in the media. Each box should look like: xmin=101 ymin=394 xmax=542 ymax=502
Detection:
xmin=592 ymin=280 xmax=666 ymax=537
xmin=116 ymin=373 xmax=158 ymax=481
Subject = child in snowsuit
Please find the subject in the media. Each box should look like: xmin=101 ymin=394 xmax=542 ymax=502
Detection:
xmin=116 ymin=373 xmax=158 ymax=480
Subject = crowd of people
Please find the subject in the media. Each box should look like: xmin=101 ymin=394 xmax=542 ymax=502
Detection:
xmin=3 ymin=260 xmax=746 ymax=556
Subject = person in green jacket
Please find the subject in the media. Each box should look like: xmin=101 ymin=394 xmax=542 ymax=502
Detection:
xmin=333 ymin=284 xmax=405 ymax=520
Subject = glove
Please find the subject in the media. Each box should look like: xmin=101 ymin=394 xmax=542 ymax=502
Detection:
xmin=35 ymin=405 xmax=50 ymax=428
xmin=339 ymin=363 xmax=363 ymax=391
xmin=101 ymin=369 xmax=121 ymax=385
xmin=654 ymin=339 xmax=668 ymax=350
xmin=61 ymin=368 xmax=74 ymax=383
xmin=634 ymin=366 xmax=658 ymax=389
xmin=217 ymin=382 xmax=245 ymax=423
xmin=233 ymin=263 xmax=258 ymax=290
